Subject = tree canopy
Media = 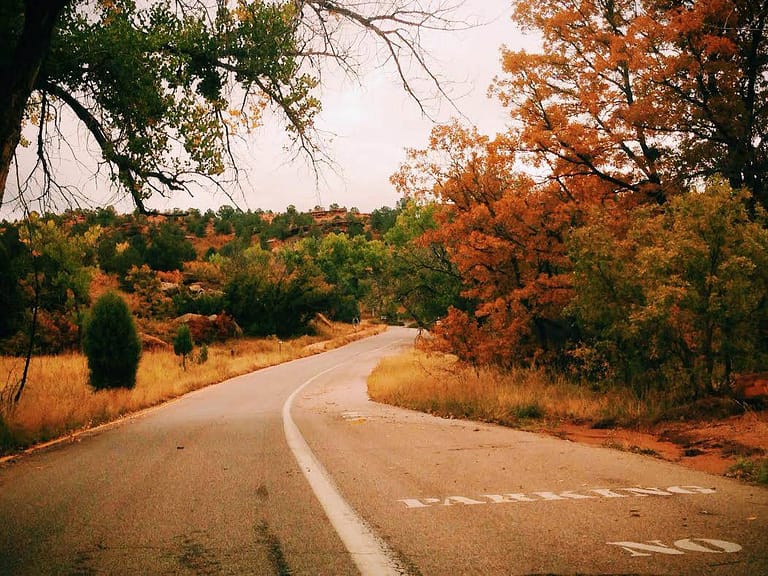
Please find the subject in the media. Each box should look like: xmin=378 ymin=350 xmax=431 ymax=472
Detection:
xmin=394 ymin=0 xmax=768 ymax=394
xmin=0 ymin=0 xmax=464 ymax=212
xmin=492 ymin=0 xmax=767 ymax=208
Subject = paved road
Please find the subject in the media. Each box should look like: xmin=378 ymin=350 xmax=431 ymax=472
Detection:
xmin=1 ymin=327 xmax=766 ymax=575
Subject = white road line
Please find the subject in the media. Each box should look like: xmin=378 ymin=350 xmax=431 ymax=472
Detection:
xmin=282 ymin=345 xmax=405 ymax=576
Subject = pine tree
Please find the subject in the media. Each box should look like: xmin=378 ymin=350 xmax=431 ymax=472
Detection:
xmin=82 ymin=292 xmax=141 ymax=389
xmin=173 ymin=324 xmax=194 ymax=370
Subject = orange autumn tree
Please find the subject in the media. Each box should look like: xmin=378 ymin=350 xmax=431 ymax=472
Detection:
xmin=643 ymin=0 xmax=768 ymax=208
xmin=393 ymin=0 xmax=768 ymax=388
xmin=488 ymin=0 xmax=768 ymax=386
xmin=393 ymin=123 xmax=579 ymax=367
xmin=493 ymin=0 xmax=768 ymax=208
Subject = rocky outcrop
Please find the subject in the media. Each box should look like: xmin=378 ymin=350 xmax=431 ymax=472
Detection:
xmin=174 ymin=313 xmax=241 ymax=343
xmin=140 ymin=333 xmax=171 ymax=351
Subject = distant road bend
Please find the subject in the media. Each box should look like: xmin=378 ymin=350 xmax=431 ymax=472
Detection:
xmin=0 ymin=327 xmax=766 ymax=575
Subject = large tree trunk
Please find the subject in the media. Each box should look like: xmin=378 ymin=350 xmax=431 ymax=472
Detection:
xmin=0 ymin=0 xmax=70 ymax=208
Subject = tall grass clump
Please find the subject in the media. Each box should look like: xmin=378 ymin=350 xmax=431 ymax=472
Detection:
xmin=0 ymin=412 xmax=11 ymax=454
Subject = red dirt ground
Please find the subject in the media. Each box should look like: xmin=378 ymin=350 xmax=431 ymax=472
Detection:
xmin=546 ymin=410 xmax=767 ymax=477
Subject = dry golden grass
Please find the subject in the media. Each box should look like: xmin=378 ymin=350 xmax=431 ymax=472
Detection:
xmin=367 ymin=350 xmax=647 ymax=427
xmin=0 ymin=322 xmax=384 ymax=454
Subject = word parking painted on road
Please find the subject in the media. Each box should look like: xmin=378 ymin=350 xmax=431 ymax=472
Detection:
xmin=398 ymin=485 xmax=715 ymax=509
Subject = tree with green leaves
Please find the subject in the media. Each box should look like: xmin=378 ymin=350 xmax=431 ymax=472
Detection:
xmin=224 ymin=245 xmax=331 ymax=337
xmin=82 ymin=292 xmax=141 ymax=390
xmin=173 ymin=324 xmax=194 ymax=370
xmin=0 ymin=225 xmax=27 ymax=340
xmin=145 ymin=221 xmax=196 ymax=271
xmin=0 ymin=213 xmax=95 ymax=357
xmin=96 ymin=226 xmax=148 ymax=286
xmin=369 ymin=204 xmax=402 ymax=236
xmin=298 ymin=232 xmax=388 ymax=321
xmin=383 ymin=200 xmax=466 ymax=328
xmin=1 ymin=0 xmax=464 ymax=212
xmin=569 ymin=179 xmax=768 ymax=397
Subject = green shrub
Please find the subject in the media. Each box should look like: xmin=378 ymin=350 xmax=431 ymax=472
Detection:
xmin=82 ymin=292 xmax=141 ymax=389
xmin=224 ymin=260 xmax=330 ymax=338
xmin=173 ymin=324 xmax=194 ymax=369
xmin=569 ymin=180 xmax=768 ymax=398
xmin=172 ymin=291 xmax=225 ymax=316
xmin=145 ymin=222 xmax=196 ymax=271
xmin=758 ymin=460 xmax=768 ymax=485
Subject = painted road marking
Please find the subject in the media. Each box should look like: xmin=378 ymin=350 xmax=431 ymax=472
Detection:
xmin=283 ymin=344 xmax=405 ymax=576
xmin=341 ymin=411 xmax=367 ymax=422
xmin=398 ymin=485 xmax=716 ymax=508
xmin=609 ymin=538 xmax=742 ymax=557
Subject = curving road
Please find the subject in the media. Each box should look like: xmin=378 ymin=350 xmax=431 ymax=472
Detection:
xmin=1 ymin=327 xmax=766 ymax=575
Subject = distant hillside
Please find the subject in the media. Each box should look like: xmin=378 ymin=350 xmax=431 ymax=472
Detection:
xmin=0 ymin=202 xmax=409 ymax=356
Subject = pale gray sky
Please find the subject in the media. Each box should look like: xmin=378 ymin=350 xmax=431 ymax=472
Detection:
xmin=4 ymin=0 xmax=539 ymax=218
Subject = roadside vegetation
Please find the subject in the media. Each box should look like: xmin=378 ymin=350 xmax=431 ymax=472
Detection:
xmin=374 ymin=0 xmax=768 ymax=465
xmin=727 ymin=458 xmax=768 ymax=485
xmin=368 ymin=348 xmax=768 ymax=429
xmin=369 ymin=350 xmax=669 ymax=430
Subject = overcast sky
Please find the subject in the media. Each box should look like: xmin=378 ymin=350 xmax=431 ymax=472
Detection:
xmin=4 ymin=0 xmax=540 ymax=218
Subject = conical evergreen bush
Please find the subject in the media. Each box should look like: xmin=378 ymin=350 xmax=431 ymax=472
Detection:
xmin=82 ymin=292 xmax=141 ymax=389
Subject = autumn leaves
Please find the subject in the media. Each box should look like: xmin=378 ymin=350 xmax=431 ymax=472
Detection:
xmin=393 ymin=0 xmax=768 ymax=397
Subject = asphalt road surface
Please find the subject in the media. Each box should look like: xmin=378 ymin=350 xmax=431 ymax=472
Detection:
xmin=1 ymin=327 xmax=766 ymax=575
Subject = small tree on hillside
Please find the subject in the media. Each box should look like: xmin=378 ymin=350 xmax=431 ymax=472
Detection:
xmin=173 ymin=324 xmax=194 ymax=370
xmin=82 ymin=292 xmax=141 ymax=390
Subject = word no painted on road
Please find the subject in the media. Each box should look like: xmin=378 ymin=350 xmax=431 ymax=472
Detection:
xmin=608 ymin=538 xmax=742 ymax=557
xmin=398 ymin=485 xmax=715 ymax=509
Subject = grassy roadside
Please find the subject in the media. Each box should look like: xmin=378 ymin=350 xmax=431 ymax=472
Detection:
xmin=0 ymin=322 xmax=384 ymax=457
xmin=368 ymin=350 xmax=768 ymax=484
xmin=367 ymin=349 xmax=646 ymax=425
